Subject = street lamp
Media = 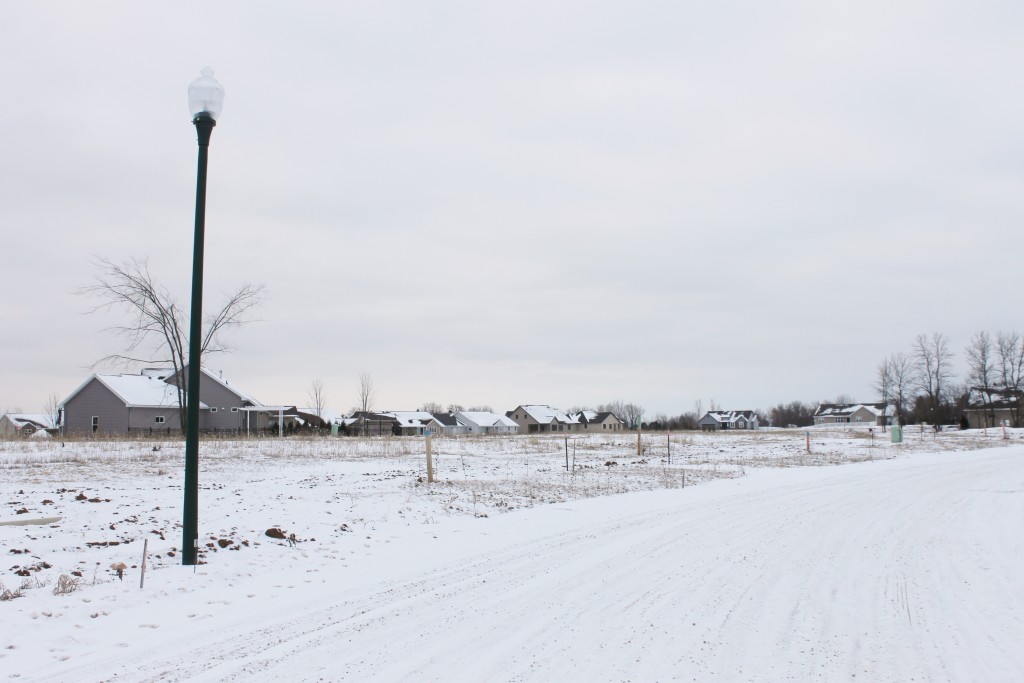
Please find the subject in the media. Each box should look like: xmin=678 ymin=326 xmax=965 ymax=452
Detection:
xmin=183 ymin=68 xmax=225 ymax=566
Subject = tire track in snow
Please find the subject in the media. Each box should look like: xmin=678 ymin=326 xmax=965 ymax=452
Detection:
xmin=29 ymin=448 xmax=1024 ymax=682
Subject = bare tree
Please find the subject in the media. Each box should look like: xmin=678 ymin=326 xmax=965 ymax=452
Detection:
xmin=596 ymin=401 xmax=627 ymax=421
xmin=356 ymin=372 xmax=374 ymax=435
xmin=996 ymin=331 xmax=1024 ymax=426
xmin=874 ymin=358 xmax=893 ymax=409
xmin=82 ymin=257 xmax=264 ymax=431
xmin=419 ymin=401 xmax=444 ymax=413
xmin=622 ymin=402 xmax=644 ymax=430
xmin=44 ymin=393 xmax=61 ymax=430
xmin=446 ymin=403 xmax=465 ymax=413
xmin=912 ymin=333 xmax=954 ymax=425
xmin=965 ymin=331 xmax=996 ymax=427
xmin=887 ymin=352 xmax=915 ymax=426
xmin=307 ymin=380 xmax=328 ymax=423
xmin=768 ymin=400 xmax=815 ymax=428
xmin=693 ymin=398 xmax=704 ymax=420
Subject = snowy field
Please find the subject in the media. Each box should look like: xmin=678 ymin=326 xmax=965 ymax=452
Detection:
xmin=1 ymin=427 xmax=1022 ymax=682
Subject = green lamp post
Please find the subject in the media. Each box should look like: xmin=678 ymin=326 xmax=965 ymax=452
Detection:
xmin=183 ymin=68 xmax=225 ymax=566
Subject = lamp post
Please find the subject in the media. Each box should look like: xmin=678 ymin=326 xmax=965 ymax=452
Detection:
xmin=183 ymin=68 xmax=225 ymax=566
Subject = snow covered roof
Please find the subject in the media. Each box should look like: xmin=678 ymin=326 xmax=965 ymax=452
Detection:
xmin=573 ymin=411 xmax=620 ymax=424
xmin=517 ymin=405 xmax=577 ymax=424
xmin=814 ymin=403 xmax=894 ymax=418
xmin=965 ymin=388 xmax=1021 ymax=408
xmin=2 ymin=414 xmax=55 ymax=429
xmin=93 ymin=373 xmax=200 ymax=409
xmin=298 ymin=408 xmax=346 ymax=423
xmin=387 ymin=411 xmax=444 ymax=428
xmin=704 ymin=410 xmax=757 ymax=424
xmin=457 ymin=411 xmax=519 ymax=428
xmin=62 ymin=366 xmax=262 ymax=411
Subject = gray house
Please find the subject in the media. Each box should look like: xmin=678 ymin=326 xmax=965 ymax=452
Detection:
xmin=59 ymin=366 xmax=273 ymax=436
xmin=698 ymin=410 xmax=759 ymax=431
xmin=962 ymin=388 xmax=1021 ymax=429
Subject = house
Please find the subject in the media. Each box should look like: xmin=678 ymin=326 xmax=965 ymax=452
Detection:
xmin=59 ymin=366 xmax=277 ymax=436
xmin=962 ymin=388 xmax=1022 ymax=429
xmin=295 ymin=409 xmax=330 ymax=429
xmin=698 ymin=410 xmax=759 ymax=431
xmin=813 ymin=403 xmax=893 ymax=427
xmin=455 ymin=411 xmax=520 ymax=434
xmin=390 ymin=411 xmax=448 ymax=436
xmin=505 ymin=405 xmax=579 ymax=433
xmin=431 ymin=412 xmax=472 ymax=436
xmin=0 ymin=413 xmax=56 ymax=438
xmin=571 ymin=410 xmax=624 ymax=432
xmin=349 ymin=411 xmax=401 ymax=436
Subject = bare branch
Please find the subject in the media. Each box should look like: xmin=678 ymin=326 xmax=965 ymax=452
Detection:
xmin=80 ymin=257 xmax=266 ymax=433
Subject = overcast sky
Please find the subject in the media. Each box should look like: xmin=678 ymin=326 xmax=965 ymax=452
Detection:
xmin=2 ymin=2 xmax=1023 ymax=419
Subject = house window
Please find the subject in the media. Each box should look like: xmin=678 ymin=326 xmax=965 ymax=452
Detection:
xmin=231 ymin=407 xmax=239 ymax=413
xmin=91 ymin=416 xmax=99 ymax=432
xmin=155 ymin=416 xmax=165 ymax=424
xmin=210 ymin=407 xmax=218 ymax=413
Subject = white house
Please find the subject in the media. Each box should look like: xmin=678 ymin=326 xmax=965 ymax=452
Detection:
xmin=455 ymin=411 xmax=520 ymax=434
xmin=813 ymin=403 xmax=893 ymax=426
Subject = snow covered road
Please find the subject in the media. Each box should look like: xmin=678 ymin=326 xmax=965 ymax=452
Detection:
xmin=21 ymin=447 xmax=1024 ymax=682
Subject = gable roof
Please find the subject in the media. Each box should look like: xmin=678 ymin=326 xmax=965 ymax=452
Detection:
xmin=431 ymin=413 xmax=462 ymax=427
xmin=192 ymin=366 xmax=263 ymax=406
xmin=702 ymin=410 xmax=758 ymax=424
xmin=457 ymin=411 xmax=518 ymax=428
xmin=814 ymin=403 xmax=893 ymax=418
xmin=512 ymin=405 xmax=577 ymax=425
xmin=61 ymin=365 xmax=262 ymax=411
xmin=2 ymin=413 xmax=56 ymax=430
xmin=965 ymin=387 xmax=1022 ymax=409
xmin=387 ymin=411 xmax=445 ymax=429
xmin=573 ymin=410 xmax=621 ymax=424
xmin=65 ymin=373 xmax=192 ymax=409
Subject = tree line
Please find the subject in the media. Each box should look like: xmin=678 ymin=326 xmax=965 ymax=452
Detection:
xmin=82 ymin=258 xmax=1023 ymax=432
xmin=763 ymin=331 xmax=1024 ymax=429
xmin=875 ymin=331 xmax=1024 ymax=427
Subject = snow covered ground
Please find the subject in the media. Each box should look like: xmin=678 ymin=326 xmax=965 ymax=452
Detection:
xmin=1 ymin=428 xmax=1022 ymax=682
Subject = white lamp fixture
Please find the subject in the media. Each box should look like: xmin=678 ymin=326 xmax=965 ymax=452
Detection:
xmin=187 ymin=67 xmax=225 ymax=120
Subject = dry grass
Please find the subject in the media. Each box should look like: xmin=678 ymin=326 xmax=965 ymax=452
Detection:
xmin=0 ymin=581 xmax=23 ymax=601
xmin=52 ymin=574 xmax=82 ymax=596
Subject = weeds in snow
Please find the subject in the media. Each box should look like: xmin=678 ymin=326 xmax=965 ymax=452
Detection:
xmin=52 ymin=574 xmax=82 ymax=596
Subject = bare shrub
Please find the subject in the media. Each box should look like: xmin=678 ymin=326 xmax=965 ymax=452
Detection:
xmin=0 ymin=582 xmax=23 ymax=601
xmin=52 ymin=574 xmax=83 ymax=596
